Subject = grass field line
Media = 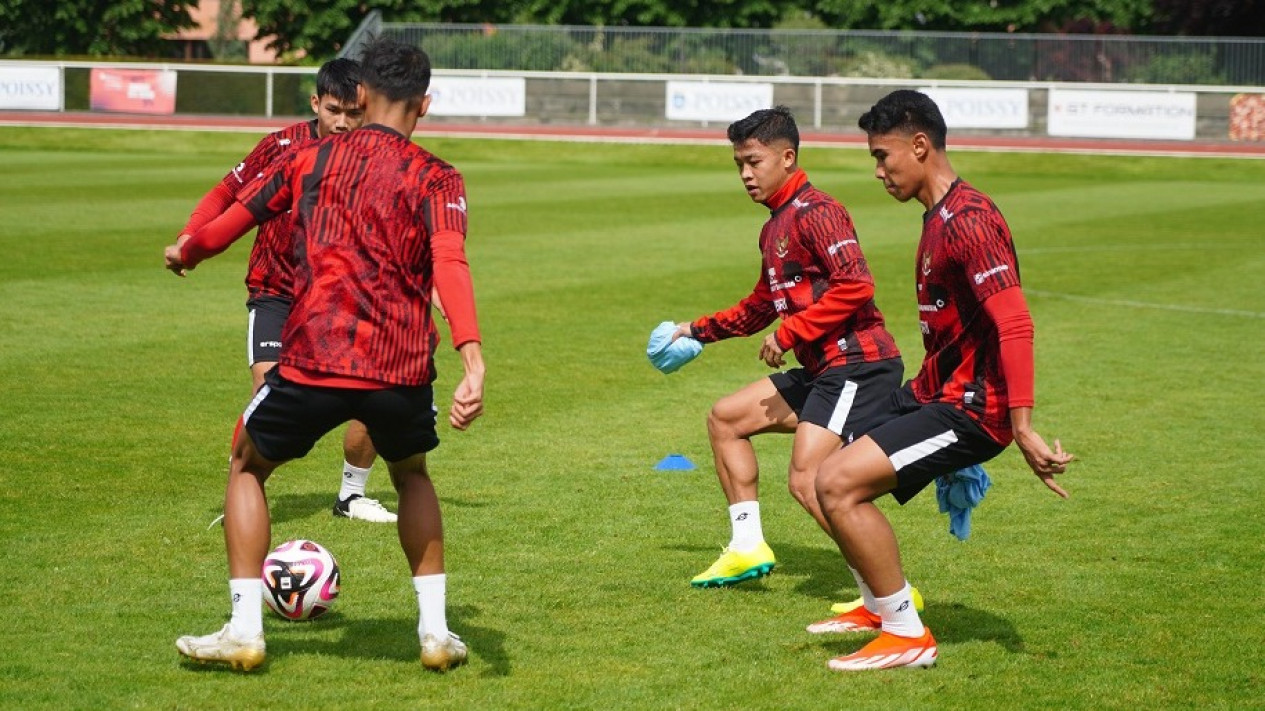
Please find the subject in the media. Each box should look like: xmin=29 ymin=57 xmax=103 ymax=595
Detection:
xmin=1026 ymin=288 xmax=1265 ymax=318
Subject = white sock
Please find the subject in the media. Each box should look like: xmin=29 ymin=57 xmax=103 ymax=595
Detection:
xmin=875 ymin=581 xmax=924 ymax=637
xmin=848 ymin=566 xmax=879 ymax=613
xmin=339 ymin=462 xmax=372 ymax=501
xmin=229 ymin=577 xmax=264 ymax=639
xmin=728 ymin=501 xmax=764 ymax=552
xmin=413 ymin=574 xmax=449 ymax=640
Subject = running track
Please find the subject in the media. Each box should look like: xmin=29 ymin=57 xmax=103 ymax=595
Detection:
xmin=4 ymin=110 xmax=1265 ymax=159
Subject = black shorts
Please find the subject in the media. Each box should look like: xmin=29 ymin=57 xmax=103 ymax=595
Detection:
xmin=243 ymin=367 xmax=440 ymax=463
xmin=245 ymin=295 xmax=291 ymax=367
xmin=867 ymin=384 xmax=1007 ymax=505
xmin=770 ymin=359 xmax=903 ymax=444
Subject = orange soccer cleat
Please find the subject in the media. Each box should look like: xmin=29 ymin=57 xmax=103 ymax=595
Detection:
xmin=805 ymin=605 xmax=882 ymax=634
xmin=826 ymin=627 xmax=938 ymax=671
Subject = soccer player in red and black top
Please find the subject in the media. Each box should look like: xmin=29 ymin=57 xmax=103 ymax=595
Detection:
xmin=810 ymin=90 xmax=1073 ymax=671
xmin=176 ymin=59 xmax=399 ymax=524
xmin=672 ymin=106 xmax=905 ymax=592
xmin=167 ymin=38 xmax=485 ymax=672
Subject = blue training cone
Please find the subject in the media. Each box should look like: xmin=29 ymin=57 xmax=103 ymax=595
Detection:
xmin=655 ymin=454 xmax=696 ymax=471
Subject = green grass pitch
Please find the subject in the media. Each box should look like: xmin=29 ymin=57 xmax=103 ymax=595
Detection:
xmin=0 ymin=125 xmax=1262 ymax=708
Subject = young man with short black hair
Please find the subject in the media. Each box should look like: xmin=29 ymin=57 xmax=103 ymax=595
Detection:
xmin=809 ymin=89 xmax=1073 ymax=671
xmin=167 ymin=38 xmax=484 ymax=672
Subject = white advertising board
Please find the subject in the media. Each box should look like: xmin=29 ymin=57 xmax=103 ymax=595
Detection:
xmin=919 ymin=87 xmax=1029 ymax=129
xmin=665 ymin=81 xmax=773 ymax=122
xmin=427 ymin=77 xmax=526 ymax=117
xmin=0 ymin=65 xmax=61 ymax=110
xmin=1048 ymin=88 xmax=1197 ymax=140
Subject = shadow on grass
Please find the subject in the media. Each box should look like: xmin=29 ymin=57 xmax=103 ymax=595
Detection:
xmin=666 ymin=540 xmax=1028 ymax=655
xmin=202 ymin=491 xmax=489 ymax=527
xmin=260 ymin=604 xmax=511 ymax=676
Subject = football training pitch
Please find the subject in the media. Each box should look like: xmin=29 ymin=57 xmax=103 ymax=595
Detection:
xmin=1 ymin=126 xmax=1262 ymax=708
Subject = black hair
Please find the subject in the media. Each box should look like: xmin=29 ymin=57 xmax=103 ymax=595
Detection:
xmin=727 ymin=105 xmax=800 ymax=154
xmin=857 ymin=90 xmax=948 ymax=149
xmin=358 ymin=37 xmax=431 ymax=109
xmin=314 ymin=57 xmax=360 ymax=104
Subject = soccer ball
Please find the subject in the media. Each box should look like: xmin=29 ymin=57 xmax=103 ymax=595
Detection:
xmin=262 ymin=539 xmax=340 ymax=621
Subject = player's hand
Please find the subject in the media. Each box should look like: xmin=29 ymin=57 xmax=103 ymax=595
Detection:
xmin=450 ymin=342 xmax=485 ymax=430
xmin=449 ymin=371 xmax=484 ymax=430
xmin=164 ymin=243 xmax=188 ymax=277
xmin=759 ymin=333 xmax=786 ymax=368
xmin=671 ymin=322 xmax=692 ymax=342
xmin=1014 ymin=430 xmax=1073 ymax=498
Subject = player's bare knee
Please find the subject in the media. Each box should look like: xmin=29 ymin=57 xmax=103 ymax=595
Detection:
xmin=815 ymin=465 xmax=864 ymax=510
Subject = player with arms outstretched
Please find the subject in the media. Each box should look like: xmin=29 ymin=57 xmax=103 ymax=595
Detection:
xmin=167 ymin=38 xmax=485 ymax=672
xmin=809 ymin=89 xmax=1073 ymax=671
xmin=177 ymin=58 xmax=397 ymax=524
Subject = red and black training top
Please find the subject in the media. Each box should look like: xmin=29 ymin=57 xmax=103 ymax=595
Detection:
xmin=181 ymin=119 xmax=318 ymax=299
xmin=912 ymin=179 xmax=1034 ymax=444
xmin=186 ymin=124 xmax=479 ymax=388
xmin=691 ymin=169 xmax=900 ymax=376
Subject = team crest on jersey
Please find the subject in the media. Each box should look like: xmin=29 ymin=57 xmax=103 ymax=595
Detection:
xmin=921 ymin=252 xmax=933 ymax=276
xmin=775 ymin=235 xmax=790 ymax=258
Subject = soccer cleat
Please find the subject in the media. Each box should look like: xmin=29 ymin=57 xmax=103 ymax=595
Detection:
xmin=175 ymin=623 xmax=266 ymax=671
xmin=421 ymin=632 xmax=468 ymax=672
xmin=690 ymin=542 xmax=776 ymax=588
xmin=827 ymin=627 xmax=938 ymax=671
xmin=332 ymin=494 xmax=398 ymax=523
xmin=806 ymin=605 xmax=882 ymax=634
xmin=830 ymin=586 xmax=925 ymax=616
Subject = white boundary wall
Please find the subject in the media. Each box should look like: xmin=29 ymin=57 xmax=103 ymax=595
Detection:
xmin=1 ymin=59 xmax=1261 ymax=142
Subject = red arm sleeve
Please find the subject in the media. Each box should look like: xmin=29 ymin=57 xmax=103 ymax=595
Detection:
xmin=181 ymin=182 xmax=236 ymax=237
xmin=179 ymin=202 xmax=258 ymax=269
xmin=432 ymin=229 xmax=481 ymax=348
xmin=983 ymin=286 xmax=1035 ymax=408
xmin=774 ymin=280 xmax=874 ymax=350
xmin=690 ymin=275 xmax=778 ymax=343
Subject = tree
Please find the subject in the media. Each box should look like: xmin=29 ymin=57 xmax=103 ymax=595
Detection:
xmin=240 ymin=0 xmax=526 ymax=60
xmin=809 ymin=0 xmax=1152 ymax=33
xmin=0 ymin=0 xmax=197 ymax=57
xmin=1150 ymin=0 xmax=1265 ymax=36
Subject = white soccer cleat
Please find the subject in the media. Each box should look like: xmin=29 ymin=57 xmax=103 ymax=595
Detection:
xmin=332 ymin=494 xmax=398 ymax=523
xmin=176 ymin=623 xmax=266 ymax=671
xmin=421 ymin=632 xmax=468 ymax=672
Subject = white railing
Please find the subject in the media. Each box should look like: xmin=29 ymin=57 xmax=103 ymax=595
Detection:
xmin=2 ymin=59 xmax=1264 ymax=142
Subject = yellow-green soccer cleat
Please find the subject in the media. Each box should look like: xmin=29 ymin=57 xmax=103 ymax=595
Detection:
xmin=829 ymin=585 xmax=925 ymax=615
xmin=690 ymin=542 xmax=776 ymax=588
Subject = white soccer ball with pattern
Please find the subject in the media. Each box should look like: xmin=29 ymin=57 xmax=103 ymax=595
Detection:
xmin=262 ymin=539 xmax=340 ymax=621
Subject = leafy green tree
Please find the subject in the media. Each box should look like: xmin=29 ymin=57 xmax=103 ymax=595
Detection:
xmin=0 ymin=0 xmax=198 ymax=57
xmin=240 ymin=0 xmax=526 ymax=60
xmin=1150 ymin=0 xmax=1265 ymax=36
xmin=810 ymin=0 xmax=1152 ymax=33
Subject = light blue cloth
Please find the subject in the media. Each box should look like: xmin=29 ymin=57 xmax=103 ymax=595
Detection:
xmin=646 ymin=321 xmax=703 ymax=374
xmin=935 ymin=464 xmax=991 ymax=541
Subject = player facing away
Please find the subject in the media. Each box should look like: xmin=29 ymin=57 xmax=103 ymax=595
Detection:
xmin=808 ymin=90 xmax=1073 ymax=671
xmin=177 ymin=58 xmax=398 ymax=524
xmin=673 ymin=106 xmax=906 ymax=590
xmin=166 ymin=37 xmax=485 ymax=672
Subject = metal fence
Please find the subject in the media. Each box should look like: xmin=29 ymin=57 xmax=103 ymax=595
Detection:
xmin=356 ymin=21 xmax=1264 ymax=86
xmin=11 ymin=59 xmax=1262 ymax=143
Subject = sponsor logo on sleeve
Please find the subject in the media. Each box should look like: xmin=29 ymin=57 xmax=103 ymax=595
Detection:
xmin=974 ymin=264 xmax=1010 ymax=284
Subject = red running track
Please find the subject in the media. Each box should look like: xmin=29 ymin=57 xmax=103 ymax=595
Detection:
xmin=3 ymin=110 xmax=1264 ymax=159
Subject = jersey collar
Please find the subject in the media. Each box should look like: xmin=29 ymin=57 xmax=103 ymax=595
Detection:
xmin=764 ymin=168 xmax=809 ymax=212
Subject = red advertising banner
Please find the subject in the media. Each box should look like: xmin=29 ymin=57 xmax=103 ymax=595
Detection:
xmin=89 ymin=68 xmax=176 ymax=115
xmin=1229 ymin=94 xmax=1265 ymax=142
